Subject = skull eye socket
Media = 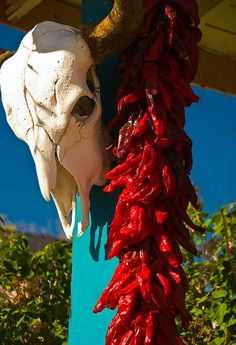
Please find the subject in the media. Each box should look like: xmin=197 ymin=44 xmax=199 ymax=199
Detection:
xmin=71 ymin=96 xmax=95 ymax=122
xmin=87 ymin=79 xmax=95 ymax=94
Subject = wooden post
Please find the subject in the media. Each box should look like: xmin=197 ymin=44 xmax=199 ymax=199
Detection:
xmin=68 ymin=1 xmax=119 ymax=344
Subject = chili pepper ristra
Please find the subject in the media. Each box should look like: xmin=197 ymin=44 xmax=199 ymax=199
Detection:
xmin=94 ymin=1 xmax=202 ymax=344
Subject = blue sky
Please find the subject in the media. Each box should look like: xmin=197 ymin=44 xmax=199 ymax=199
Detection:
xmin=0 ymin=24 xmax=235 ymax=237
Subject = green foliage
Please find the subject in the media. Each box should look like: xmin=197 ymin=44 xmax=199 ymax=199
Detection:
xmin=0 ymin=203 xmax=235 ymax=344
xmin=0 ymin=227 xmax=72 ymax=345
xmin=179 ymin=203 xmax=236 ymax=344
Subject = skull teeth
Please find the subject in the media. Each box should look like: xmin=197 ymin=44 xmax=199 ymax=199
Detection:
xmin=27 ymin=126 xmax=57 ymax=201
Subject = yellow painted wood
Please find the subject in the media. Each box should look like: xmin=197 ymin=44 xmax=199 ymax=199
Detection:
xmin=1 ymin=0 xmax=81 ymax=31
xmin=0 ymin=0 xmax=6 ymax=20
xmin=1 ymin=0 xmax=236 ymax=95
xmin=6 ymin=0 xmax=27 ymax=18
xmin=194 ymin=47 xmax=236 ymax=95
xmin=61 ymin=0 xmax=81 ymax=6
xmin=193 ymin=0 xmax=236 ymax=95
xmin=199 ymin=0 xmax=236 ymax=58
xmin=198 ymin=0 xmax=224 ymax=16
xmin=7 ymin=0 xmax=43 ymax=22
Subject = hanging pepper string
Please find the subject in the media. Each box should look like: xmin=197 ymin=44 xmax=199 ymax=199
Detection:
xmin=94 ymin=1 xmax=202 ymax=344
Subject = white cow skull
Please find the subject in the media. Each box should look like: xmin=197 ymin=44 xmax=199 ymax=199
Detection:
xmin=0 ymin=1 xmax=144 ymax=239
xmin=0 ymin=21 xmax=109 ymax=238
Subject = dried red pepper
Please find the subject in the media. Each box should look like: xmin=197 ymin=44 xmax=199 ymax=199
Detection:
xmin=95 ymin=0 xmax=202 ymax=344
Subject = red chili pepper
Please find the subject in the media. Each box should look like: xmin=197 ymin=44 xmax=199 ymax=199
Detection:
xmin=140 ymin=10 xmax=157 ymax=38
xmin=151 ymin=255 xmax=166 ymax=273
xmin=154 ymin=201 xmax=169 ymax=224
xmin=129 ymin=206 xmax=145 ymax=232
xmin=95 ymin=1 xmax=201 ymax=343
xmin=104 ymin=175 xmax=133 ymax=193
xmin=94 ymin=272 xmax=133 ymax=312
xmin=157 ymin=151 xmax=176 ymax=197
xmin=175 ymin=205 xmax=204 ymax=233
xmin=156 ymin=270 xmax=173 ymax=295
xmin=141 ymin=63 xmax=159 ymax=92
xmin=114 ymin=279 xmax=140 ymax=300
xmin=121 ymin=181 xmax=161 ymax=203
xmin=143 ymin=0 xmax=159 ymax=14
xmin=122 ymin=85 xmax=144 ymax=105
xmin=119 ymin=330 xmax=134 ymax=345
xmin=105 ymin=153 xmax=142 ymax=180
xmin=169 ymin=288 xmax=192 ymax=327
xmin=151 ymin=283 xmax=176 ymax=318
xmin=174 ymin=0 xmax=199 ymax=20
xmin=167 ymin=265 xmax=188 ymax=291
xmin=108 ymin=199 xmax=129 ymax=233
xmin=146 ymin=94 xmax=167 ymax=138
xmin=132 ymin=112 xmax=149 ymax=137
xmin=144 ymin=312 xmax=156 ymax=344
xmin=174 ymin=78 xmax=199 ymax=104
xmin=145 ymin=31 xmax=164 ymax=62
xmin=182 ymin=142 xmax=193 ymax=173
xmin=116 ymin=117 xmax=134 ymax=158
xmin=118 ymin=293 xmax=137 ymax=329
xmin=169 ymin=215 xmax=190 ymax=240
xmin=133 ymin=147 xmax=156 ymax=184
xmin=155 ymin=137 xmax=174 ymax=148
xmin=176 ymin=335 xmax=187 ymax=345
xmin=175 ymin=231 xmax=198 ymax=256
xmin=109 ymin=224 xmax=152 ymax=258
xmin=159 ymin=52 xmax=181 ymax=84
xmin=107 ymin=237 xmax=128 ymax=259
xmin=136 ymin=263 xmax=151 ymax=301
xmin=106 ymin=313 xmax=124 ymax=345
xmin=153 ymin=225 xmax=182 ymax=267
xmin=158 ymin=79 xmax=172 ymax=112
xmin=134 ymin=141 xmax=151 ymax=178
xmin=126 ymin=315 xmax=146 ymax=345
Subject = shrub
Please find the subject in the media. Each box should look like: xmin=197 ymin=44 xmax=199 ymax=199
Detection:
xmin=0 ymin=223 xmax=71 ymax=345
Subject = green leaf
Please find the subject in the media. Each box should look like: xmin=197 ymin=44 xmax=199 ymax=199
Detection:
xmin=16 ymin=315 xmax=25 ymax=327
xmin=228 ymin=317 xmax=236 ymax=327
xmin=212 ymin=290 xmax=228 ymax=299
xmin=209 ymin=337 xmax=225 ymax=345
xmin=214 ymin=303 xmax=228 ymax=324
xmin=3 ymin=260 xmax=17 ymax=272
xmin=197 ymin=295 xmax=208 ymax=304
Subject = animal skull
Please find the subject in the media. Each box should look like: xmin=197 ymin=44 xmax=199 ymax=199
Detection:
xmin=0 ymin=1 xmax=144 ymax=239
xmin=0 ymin=21 xmax=109 ymax=238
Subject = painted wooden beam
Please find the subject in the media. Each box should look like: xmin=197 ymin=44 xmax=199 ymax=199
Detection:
xmin=198 ymin=0 xmax=224 ymax=16
xmin=0 ymin=0 xmax=6 ymax=21
xmin=3 ymin=0 xmax=81 ymax=31
xmin=1 ymin=0 xmax=236 ymax=96
xmin=194 ymin=47 xmax=236 ymax=96
xmin=68 ymin=1 xmax=119 ymax=344
xmin=6 ymin=0 xmax=43 ymax=22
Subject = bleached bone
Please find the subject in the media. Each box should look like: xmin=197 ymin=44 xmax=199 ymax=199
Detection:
xmin=0 ymin=21 xmax=109 ymax=238
xmin=0 ymin=1 xmax=144 ymax=238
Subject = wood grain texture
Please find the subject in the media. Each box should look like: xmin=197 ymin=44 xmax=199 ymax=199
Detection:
xmin=193 ymin=47 xmax=236 ymax=95
xmin=4 ymin=0 xmax=81 ymax=31
xmin=0 ymin=50 xmax=14 ymax=67
xmin=0 ymin=0 xmax=6 ymax=20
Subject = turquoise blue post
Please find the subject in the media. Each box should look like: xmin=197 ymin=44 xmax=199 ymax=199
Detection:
xmin=68 ymin=2 xmax=119 ymax=344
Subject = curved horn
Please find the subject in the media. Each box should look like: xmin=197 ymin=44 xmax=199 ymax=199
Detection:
xmin=82 ymin=0 xmax=144 ymax=64
xmin=0 ymin=49 xmax=15 ymax=67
